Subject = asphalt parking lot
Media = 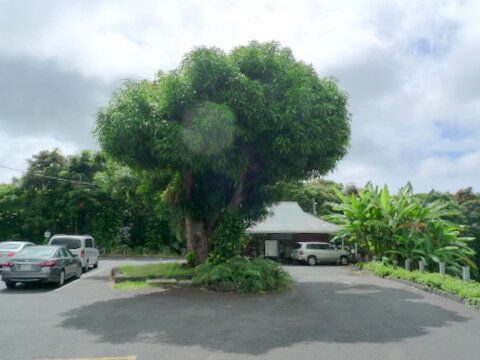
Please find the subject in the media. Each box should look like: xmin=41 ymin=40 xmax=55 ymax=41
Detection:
xmin=0 ymin=261 xmax=479 ymax=360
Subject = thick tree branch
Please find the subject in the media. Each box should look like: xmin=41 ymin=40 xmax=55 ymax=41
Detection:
xmin=183 ymin=170 xmax=192 ymax=198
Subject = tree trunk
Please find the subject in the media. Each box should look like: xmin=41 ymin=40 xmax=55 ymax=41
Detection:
xmin=185 ymin=216 xmax=209 ymax=263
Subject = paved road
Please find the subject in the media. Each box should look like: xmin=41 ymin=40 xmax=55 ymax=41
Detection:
xmin=0 ymin=261 xmax=479 ymax=360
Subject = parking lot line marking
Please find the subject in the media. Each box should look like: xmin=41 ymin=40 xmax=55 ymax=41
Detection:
xmin=38 ymin=356 xmax=136 ymax=360
xmin=82 ymin=266 xmax=110 ymax=279
xmin=52 ymin=267 xmax=111 ymax=292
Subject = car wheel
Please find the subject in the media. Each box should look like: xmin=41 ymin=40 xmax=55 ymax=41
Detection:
xmin=57 ymin=270 xmax=65 ymax=287
xmin=82 ymin=260 xmax=89 ymax=273
xmin=340 ymin=256 xmax=349 ymax=265
xmin=75 ymin=265 xmax=82 ymax=279
xmin=93 ymin=260 xmax=98 ymax=269
xmin=5 ymin=281 xmax=16 ymax=289
xmin=307 ymin=256 xmax=317 ymax=266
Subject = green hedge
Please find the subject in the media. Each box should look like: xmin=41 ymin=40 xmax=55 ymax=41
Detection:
xmin=193 ymin=257 xmax=293 ymax=293
xmin=360 ymin=262 xmax=480 ymax=308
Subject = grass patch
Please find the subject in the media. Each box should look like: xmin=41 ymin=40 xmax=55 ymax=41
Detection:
xmin=359 ymin=262 xmax=480 ymax=309
xmin=193 ymin=257 xmax=293 ymax=293
xmin=113 ymin=280 xmax=153 ymax=291
xmin=119 ymin=262 xmax=194 ymax=279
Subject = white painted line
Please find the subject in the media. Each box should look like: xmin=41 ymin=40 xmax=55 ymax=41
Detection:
xmin=53 ymin=267 xmax=111 ymax=292
xmin=52 ymin=280 xmax=75 ymax=292
xmin=39 ymin=356 xmax=136 ymax=360
xmin=82 ymin=266 xmax=110 ymax=279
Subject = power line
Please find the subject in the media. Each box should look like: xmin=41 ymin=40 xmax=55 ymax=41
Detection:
xmin=0 ymin=163 xmax=96 ymax=187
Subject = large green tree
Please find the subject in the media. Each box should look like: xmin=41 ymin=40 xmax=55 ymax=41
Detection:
xmin=0 ymin=184 xmax=23 ymax=239
xmin=95 ymin=41 xmax=350 ymax=262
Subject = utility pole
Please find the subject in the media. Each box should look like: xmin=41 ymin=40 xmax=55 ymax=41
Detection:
xmin=312 ymin=199 xmax=317 ymax=215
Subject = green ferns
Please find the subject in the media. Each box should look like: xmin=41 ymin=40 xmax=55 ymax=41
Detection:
xmin=193 ymin=258 xmax=293 ymax=293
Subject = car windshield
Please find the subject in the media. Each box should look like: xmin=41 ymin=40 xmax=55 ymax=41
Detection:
xmin=50 ymin=238 xmax=81 ymax=249
xmin=16 ymin=247 xmax=56 ymax=259
xmin=0 ymin=243 xmax=22 ymax=250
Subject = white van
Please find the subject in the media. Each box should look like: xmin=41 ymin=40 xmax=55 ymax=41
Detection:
xmin=49 ymin=235 xmax=99 ymax=272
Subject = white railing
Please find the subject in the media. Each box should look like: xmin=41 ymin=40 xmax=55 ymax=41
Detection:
xmin=404 ymin=259 xmax=471 ymax=281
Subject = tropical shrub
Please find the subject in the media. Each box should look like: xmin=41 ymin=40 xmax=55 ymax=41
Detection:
xmin=193 ymin=257 xmax=293 ymax=293
xmin=330 ymin=183 xmax=476 ymax=274
xmin=360 ymin=262 xmax=480 ymax=308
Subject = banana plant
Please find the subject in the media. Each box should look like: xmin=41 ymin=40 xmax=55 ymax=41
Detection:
xmin=330 ymin=182 xmax=476 ymax=272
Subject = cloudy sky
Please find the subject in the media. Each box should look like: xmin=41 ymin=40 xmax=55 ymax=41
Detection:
xmin=0 ymin=0 xmax=478 ymax=192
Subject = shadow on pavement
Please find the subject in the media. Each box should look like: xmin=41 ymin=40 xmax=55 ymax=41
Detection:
xmin=61 ymin=282 xmax=469 ymax=355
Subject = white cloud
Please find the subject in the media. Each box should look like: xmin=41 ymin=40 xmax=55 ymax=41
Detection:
xmin=0 ymin=0 xmax=478 ymax=192
xmin=416 ymin=151 xmax=480 ymax=191
xmin=0 ymin=129 xmax=79 ymax=183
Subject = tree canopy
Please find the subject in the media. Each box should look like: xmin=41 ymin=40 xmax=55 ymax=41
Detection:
xmin=95 ymin=41 xmax=351 ymax=262
xmin=275 ymin=179 xmax=343 ymax=216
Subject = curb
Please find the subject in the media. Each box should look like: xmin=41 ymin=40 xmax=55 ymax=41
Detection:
xmin=102 ymin=256 xmax=185 ymax=261
xmin=110 ymin=266 xmax=194 ymax=284
xmin=147 ymin=279 xmax=193 ymax=286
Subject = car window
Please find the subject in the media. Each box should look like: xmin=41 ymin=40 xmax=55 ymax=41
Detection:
xmin=318 ymin=244 xmax=330 ymax=250
xmin=16 ymin=247 xmax=56 ymax=259
xmin=328 ymin=244 xmax=336 ymax=250
xmin=50 ymin=238 xmax=82 ymax=250
xmin=0 ymin=243 xmax=22 ymax=250
xmin=60 ymin=248 xmax=70 ymax=258
xmin=85 ymin=238 xmax=93 ymax=248
xmin=65 ymin=249 xmax=75 ymax=258
xmin=294 ymin=243 xmax=302 ymax=249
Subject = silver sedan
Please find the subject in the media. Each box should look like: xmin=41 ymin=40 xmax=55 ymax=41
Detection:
xmin=1 ymin=245 xmax=82 ymax=289
xmin=0 ymin=241 xmax=34 ymax=272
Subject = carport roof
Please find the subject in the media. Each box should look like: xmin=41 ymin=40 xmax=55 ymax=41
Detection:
xmin=247 ymin=201 xmax=341 ymax=235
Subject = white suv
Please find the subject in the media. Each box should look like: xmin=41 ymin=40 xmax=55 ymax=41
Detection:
xmin=49 ymin=235 xmax=99 ymax=272
xmin=291 ymin=242 xmax=351 ymax=266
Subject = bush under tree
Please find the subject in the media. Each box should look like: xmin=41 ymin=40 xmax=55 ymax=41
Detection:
xmin=193 ymin=257 xmax=293 ymax=292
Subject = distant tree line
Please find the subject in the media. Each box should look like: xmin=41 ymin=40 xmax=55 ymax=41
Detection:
xmin=0 ymin=149 xmax=478 ymax=269
xmin=0 ymin=149 xmax=179 ymax=254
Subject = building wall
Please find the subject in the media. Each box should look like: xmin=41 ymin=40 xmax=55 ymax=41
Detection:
xmin=292 ymin=233 xmax=330 ymax=242
xmin=249 ymin=233 xmax=332 ymax=260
